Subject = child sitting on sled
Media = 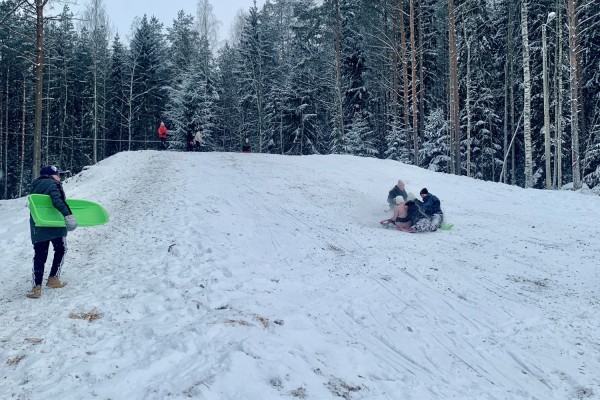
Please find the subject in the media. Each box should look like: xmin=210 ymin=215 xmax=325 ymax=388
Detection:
xmin=380 ymin=195 xmax=411 ymax=230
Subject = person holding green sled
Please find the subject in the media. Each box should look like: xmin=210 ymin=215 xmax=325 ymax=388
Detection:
xmin=27 ymin=165 xmax=77 ymax=299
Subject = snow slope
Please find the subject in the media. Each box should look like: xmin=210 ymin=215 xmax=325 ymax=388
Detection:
xmin=1 ymin=151 xmax=599 ymax=400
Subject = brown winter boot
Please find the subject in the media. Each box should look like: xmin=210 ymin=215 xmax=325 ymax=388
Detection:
xmin=26 ymin=285 xmax=42 ymax=299
xmin=46 ymin=276 xmax=67 ymax=288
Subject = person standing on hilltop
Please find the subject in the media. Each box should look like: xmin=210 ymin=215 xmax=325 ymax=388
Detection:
xmin=194 ymin=130 xmax=204 ymax=151
xmin=186 ymin=131 xmax=195 ymax=152
xmin=242 ymin=137 xmax=251 ymax=153
xmin=158 ymin=121 xmax=168 ymax=150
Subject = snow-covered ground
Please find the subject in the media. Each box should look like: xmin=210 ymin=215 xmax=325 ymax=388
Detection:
xmin=1 ymin=151 xmax=599 ymax=400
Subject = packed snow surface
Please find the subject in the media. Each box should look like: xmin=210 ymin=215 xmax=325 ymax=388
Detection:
xmin=1 ymin=151 xmax=599 ymax=399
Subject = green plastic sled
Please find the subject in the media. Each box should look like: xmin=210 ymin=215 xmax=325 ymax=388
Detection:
xmin=439 ymin=223 xmax=454 ymax=231
xmin=29 ymin=194 xmax=109 ymax=228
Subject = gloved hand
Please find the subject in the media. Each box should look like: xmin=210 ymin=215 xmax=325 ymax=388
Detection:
xmin=65 ymin=214 xmax=78 ymax=231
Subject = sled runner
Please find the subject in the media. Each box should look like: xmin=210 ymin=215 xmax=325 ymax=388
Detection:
xmin=29 ymin=194 xmax=109 ymax=228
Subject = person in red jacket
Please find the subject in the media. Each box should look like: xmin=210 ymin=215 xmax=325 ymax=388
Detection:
xmin=158 ymin=121 xmax=168 ymax=150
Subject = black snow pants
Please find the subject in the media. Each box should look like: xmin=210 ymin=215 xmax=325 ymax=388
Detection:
xmin=32 ymin=237 xmax=67 ymax=286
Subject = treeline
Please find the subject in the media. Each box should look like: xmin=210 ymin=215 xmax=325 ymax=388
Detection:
xmin=0 ymin=0 xmax=599 ymax=199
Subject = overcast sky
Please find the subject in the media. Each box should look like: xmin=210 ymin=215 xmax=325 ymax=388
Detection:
xmin=67 ymin=0 xmax=266 ymax=42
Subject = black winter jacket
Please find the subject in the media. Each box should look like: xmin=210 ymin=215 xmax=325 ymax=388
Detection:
xmin=396 ymin=201 xmax=429 ymax=225
xmin=29 ymin=176 xmax=72 ymax=244
xmin=387 ymin=186 xmax=408 ymax=205
xmin=416 ymin=193 xmax=442 ymax=216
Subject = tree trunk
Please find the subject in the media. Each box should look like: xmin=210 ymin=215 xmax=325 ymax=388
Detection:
xmin=0 ymin=68 xmax=3 ymax=199
xmin=44 ymin=64 xmax=50 ymax=166
xmin=126 ymin=53 xmax=139 ymax=152
xmin=19 ymin=76 xmax=26 ymax=197
xmin=409 ymin=0 xmax=419 ymax=166
xmin=554 ymin=0 xmax=563 ymax=188
xmin=83 ymin=0 xmax=110 ymax=164
xmin=464 ymin=28 xmax=472 ymax=178
xmin=521 ymin=0 xmax=533 ymax=188
xmin=566 ymin=0 xmax=581 ymax=189
xmin=505 ymin=0 xmax=516 ymax=185
xmin=448 ymin=0 xmax=460 ymax=174
xmin=503 ymin=61 xmax=508 ymax=183
xmin=3 ymin=65 xmax=9 ymax=199
xmin=391 ymin=4 xmax=399 ymax=124
xmin=334 ymin=0 xmax=345 ymax=149
xmin=279 ymin=112 xmax=283 ymax=154
xmin=60 ymin=70 xmax=67 ymax=168
xmin=417 ymin=0 xmax=425 ymax=142
xmin=102 ymin=63 xmax=108 ymax=161
xmin=399 ymin=0 xmax=410 ymax=142
xmin=93 ymin=63 xmax=98 ymax=163
xmin=32 ymin=0 xmax=49 ymax=180
xmin=542 ymin=23 xmax=552 ymax=188
xmin=128 ymin=69 xmax=134 ymax=151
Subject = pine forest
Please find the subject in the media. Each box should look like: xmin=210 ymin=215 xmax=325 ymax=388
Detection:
xmin=0 ymin=0 xmax=599 ymax=199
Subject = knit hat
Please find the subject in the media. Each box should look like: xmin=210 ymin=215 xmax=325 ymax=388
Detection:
xmin=406 ymin=192 xmax=416 ymax=201
xmin=39 ymin=165 xmax=67 ymax=176
xmin=420 ymin=188 xmax=429 ymax=195
xmin=395 ymin=195 xmax=405 ymax=205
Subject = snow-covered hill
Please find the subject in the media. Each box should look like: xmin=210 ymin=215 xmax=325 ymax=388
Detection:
xmin=1 ymin=151 xmax=599 ymax=400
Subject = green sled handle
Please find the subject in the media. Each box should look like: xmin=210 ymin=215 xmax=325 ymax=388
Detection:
xmin=29 ymin=194 xmax=109 ymax=228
